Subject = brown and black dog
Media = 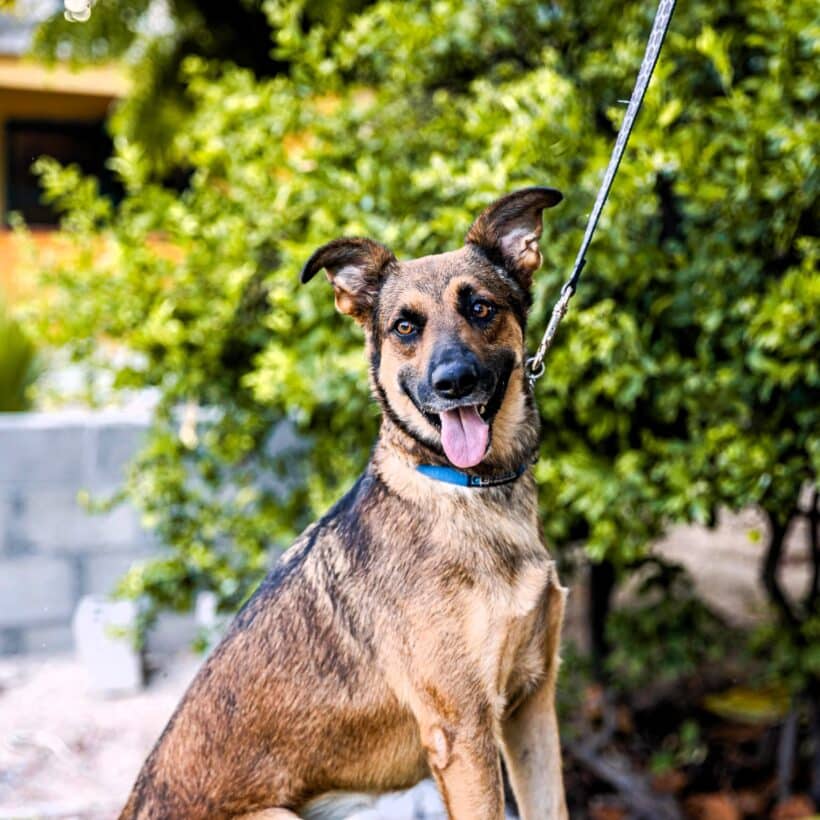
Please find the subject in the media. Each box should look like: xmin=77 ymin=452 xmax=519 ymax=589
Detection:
xmin=119 ymin=187 xmax=568 ymax=820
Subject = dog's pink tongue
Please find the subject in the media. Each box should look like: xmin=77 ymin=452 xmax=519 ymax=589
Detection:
xmin=440 ymin=406 xmax=489 ymax=469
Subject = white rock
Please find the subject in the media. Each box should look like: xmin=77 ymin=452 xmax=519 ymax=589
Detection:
xmin=72 ymin=595 xmax=143 ymax=695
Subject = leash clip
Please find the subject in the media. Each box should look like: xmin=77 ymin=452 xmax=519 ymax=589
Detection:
xmin=525 ymin=356 xmax=546 ymax=389
xmin=526 ymin=281 xmax=576 ymax=389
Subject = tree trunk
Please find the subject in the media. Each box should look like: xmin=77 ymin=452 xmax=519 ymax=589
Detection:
xmin=807 ymin=491 xmax=820 ymax=803
xmin=777 ymin=705 xmax=799 ymax=801
xmin=805 ymin=488 xmax=819 ymax=612
xmin=808 ymin=683 xmax=820 ymax=805
xmin=761 ymin=509 xmax=799 ymax=631
xmin=588 ymin=559 xmax=617 ymax=682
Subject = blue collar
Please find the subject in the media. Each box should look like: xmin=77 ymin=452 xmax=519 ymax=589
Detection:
xmin=416 ymin=462 xmax=529 ymax=488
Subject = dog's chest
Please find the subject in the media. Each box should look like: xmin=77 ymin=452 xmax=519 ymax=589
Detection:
xmin=417 ymin=488 xmax=563 ymax=708
xmin=441 ymin=517 xmax=559 ymax=711
xmin=462 ymin=553 xmax=558 ymax=700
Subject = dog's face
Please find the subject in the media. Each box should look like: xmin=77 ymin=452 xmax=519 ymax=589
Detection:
xmin=301 ymin=187 xmax=562 ymax=469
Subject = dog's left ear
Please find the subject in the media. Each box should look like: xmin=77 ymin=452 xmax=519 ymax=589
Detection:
xmin=466 ymin=186 xmax=563 ymax=289
xmin=300 ymin=237 xmax=396 ymax=324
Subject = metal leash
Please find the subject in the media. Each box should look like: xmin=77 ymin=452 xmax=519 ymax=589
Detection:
xmin=526 ymin=0 xmax=677 ymax=389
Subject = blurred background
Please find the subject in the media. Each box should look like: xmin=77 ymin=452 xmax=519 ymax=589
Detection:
xmin=0 ymin=0 xmax=817 ymax=818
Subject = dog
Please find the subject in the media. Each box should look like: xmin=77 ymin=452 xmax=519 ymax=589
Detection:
xmin=119 ymin=187 xmax=569 ymax=820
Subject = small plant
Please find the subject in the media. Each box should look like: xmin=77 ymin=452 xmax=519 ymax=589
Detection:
xmin=605 ymin=558 xmax=734 ymax=692
xmin=0 ymin=300 xmax=37 ymax=411
xmin=649 ymin=719 xmax=707 ymax=775
xmin=749 ymin=611 xmax=820 ymax=700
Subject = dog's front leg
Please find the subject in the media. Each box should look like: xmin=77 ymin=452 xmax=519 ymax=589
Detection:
xmin=419 ymin=719 xmax=505 ymax=820
xmin=501 ymin=579 xmax=568 ymax=820
xmin=501 ymin=678 xmax=567 ymax=820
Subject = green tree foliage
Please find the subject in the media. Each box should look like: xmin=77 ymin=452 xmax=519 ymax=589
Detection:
xmin=29 ymin=1 xmax=818 ymax=631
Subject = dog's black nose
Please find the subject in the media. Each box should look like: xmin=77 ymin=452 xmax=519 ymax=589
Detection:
xmin=431 ymin=360 xmax=479 ymax=399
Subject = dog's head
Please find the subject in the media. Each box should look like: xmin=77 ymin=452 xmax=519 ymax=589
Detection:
xmin=301 ymin=187 xmax=562 ymax=470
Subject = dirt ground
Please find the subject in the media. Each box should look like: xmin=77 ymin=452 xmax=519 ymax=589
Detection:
xmin=0 ymin=651 xmax=199 ymax=820
xmin=0 ymin=508 xmax=810 ymax=819
xmin=0 ymin=652 xmax=454 ymax=820
xmin=654 ymin=506 xmax=810 ymax=627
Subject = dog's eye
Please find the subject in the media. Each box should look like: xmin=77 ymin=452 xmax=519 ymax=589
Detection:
xmin=394 ymin=319 xmax=417 ymax=337
xmin=471 ymin=300 xmax=495 ymax=321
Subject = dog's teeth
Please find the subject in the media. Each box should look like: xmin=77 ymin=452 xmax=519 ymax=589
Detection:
xmin=479 ymin=405 xmax=486 ymax=415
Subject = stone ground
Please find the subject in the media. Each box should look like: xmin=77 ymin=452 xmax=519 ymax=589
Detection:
xmin=0 ymin=508 xmax=811 ymax=819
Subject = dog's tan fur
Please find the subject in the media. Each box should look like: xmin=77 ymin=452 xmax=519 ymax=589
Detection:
xmin=120 ymin=187 xmax=568 ymax=819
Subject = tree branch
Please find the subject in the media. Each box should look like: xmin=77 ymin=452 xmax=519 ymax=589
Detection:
xmin=761 ymin=508 xmax=800 ymax=631
xmin=569 ymin=692 xmax=682 ymax=820
xmin=804 ymin=487 xmax=819 ymax=612
xmin=570 ymin=741 xmax=682 ymax=820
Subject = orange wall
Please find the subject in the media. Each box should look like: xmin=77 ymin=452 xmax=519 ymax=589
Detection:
xmin=0 ymin=229 xmax=69 ymax=304
xmin=0 ymin=86 xmax=117 ymax=120
xmin=0 ymin=56 xmax=127 ymax=99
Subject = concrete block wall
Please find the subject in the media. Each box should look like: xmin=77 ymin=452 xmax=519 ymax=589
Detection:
xmin=0 ymin=409 xmax=156 ymax=655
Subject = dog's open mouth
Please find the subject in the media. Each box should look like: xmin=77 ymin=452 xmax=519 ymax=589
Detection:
xmin=438 ymin=405 xmax=489 ymax=469
xmin=402 ymin=370 xmax=511 ymax=470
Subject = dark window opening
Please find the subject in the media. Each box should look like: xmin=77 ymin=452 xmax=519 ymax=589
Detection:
xmin=5 ymin=119 xmax=122 ymax=227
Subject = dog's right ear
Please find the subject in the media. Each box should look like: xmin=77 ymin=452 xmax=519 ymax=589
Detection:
xmin=300 ymin=237 xmax=396 ymax=324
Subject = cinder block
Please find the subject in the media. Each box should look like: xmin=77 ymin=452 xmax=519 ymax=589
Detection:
xmin=0 ymin=627 xmax=24 ymax=656
xmin=0 ymin=556 xmax=75 ymax=627
xmin=0 ymin=418 xmax=94 ymax=484
xmin=0 ymin=491 xmax=8 ymax=554
xmin=146 ymin=611 xmax=199 ymax=654
xmin=93 ymin=423 xmax=147 ymax=484
xmin=24 ymin=623 xmax=74 ymax=654
xmin=84 ymin=552 xmax=150 ymax=597
xmin=6 ymin=486 xmax=149 ymax=554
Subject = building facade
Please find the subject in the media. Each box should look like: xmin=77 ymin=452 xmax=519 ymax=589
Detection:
xmin=0 ymin=0 xmax=126 ymax=295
